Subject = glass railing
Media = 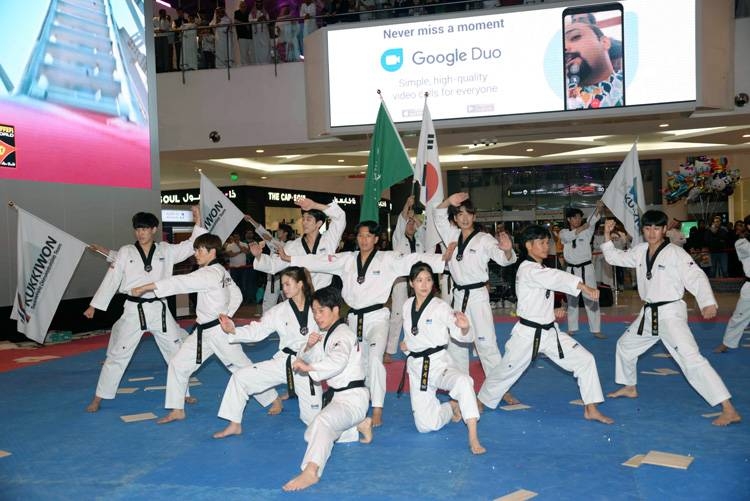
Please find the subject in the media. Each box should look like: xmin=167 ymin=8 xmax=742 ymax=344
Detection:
xmin=154 ymin=0 xmax=505 ymax=78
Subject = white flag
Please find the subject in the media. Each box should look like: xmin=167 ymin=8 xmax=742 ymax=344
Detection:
xmin=415 ymin=102 xmax=444 ymax=251
xmin=602 ymin=142 xmax=646 ymax=244
xmin=11 ymin=208 xmax=87 ymax=343
xmin=200 ymin=172 xmax=244 ymax=243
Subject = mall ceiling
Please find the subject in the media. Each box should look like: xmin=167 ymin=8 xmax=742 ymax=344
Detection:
xmin=159 ymin=107 xmax=750 ymax=188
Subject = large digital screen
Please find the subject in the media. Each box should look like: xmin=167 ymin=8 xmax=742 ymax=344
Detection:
xmin=326 ymin=0 xmax=695 ymax=127
xmin=0 ymin=1 xmax=151 ymax=188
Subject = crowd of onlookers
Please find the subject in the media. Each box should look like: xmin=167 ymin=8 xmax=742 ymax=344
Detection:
xmin=152 ymin=0 xmax=562 ymax=72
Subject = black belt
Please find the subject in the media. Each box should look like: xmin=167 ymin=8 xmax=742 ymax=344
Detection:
xmin=519 ymin=317 xmax=563 ymax=361
xmin=567 ymin=260 xmax=592 ymax=285
xmin=637 ymin=300 xmax=679 ymax=336
xmin=281 ymin=347 xmax=316 ymax=398
xmin=126 ymin=295 xmax=167 ymax=332
xmin=348 ymin=303 xmax=385 ymax=342
xmin=322 ymin=379 xmax=366 ymax=407
xmin=269 ymin=274 xmax=276 ymax=293
xmin=194 ymin=318 xmax=220 ymax=364
xmin=452 ymin=281 xmax=486 ymax=312
xmin=397 ymin=344 xmax=447 ymax=396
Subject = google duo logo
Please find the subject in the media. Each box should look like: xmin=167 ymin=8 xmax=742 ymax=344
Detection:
xmin=381 ymin=48 xmax=403 ymax=72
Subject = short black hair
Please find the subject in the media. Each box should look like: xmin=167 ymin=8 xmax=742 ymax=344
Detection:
xmin=132 ymin=212 xmax=159 ymax=229
xmin=641 ymin=210 xmax=668 ymax=227
xmin=302 ymin=208 xmax=326 ymax=223
xmin=518 ymin=224 xmax=551 ymax=251
xmin=312 ymin=286 xmax=343 ymax=310
xmin=447 ymin=199 xmax=476 ymax=224
xmin=355 ymin=220 xmax=381 ymax=236
xmin=565 ymin=207 xmax=583 ymax=219
xmin=408 ymin=261 xmax=435 ymax=282
xmin=194 ymin=233 xmax=223 ymax=256
xmin=278 ymin=224 xmax=293 ymax=237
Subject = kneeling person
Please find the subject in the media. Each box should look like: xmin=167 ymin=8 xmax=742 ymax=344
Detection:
xmin=283 ymin=286 xmax=372 ymax=492
xmin=399 ymin=262 xmax=485 ymax=454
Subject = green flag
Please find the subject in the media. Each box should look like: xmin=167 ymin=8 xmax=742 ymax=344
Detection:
xmin=360 ymin=102 xmax=414 ymax=222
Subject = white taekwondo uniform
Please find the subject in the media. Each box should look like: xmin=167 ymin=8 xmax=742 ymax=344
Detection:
xmin=292 ymin=250 xmax=445 ymax=410
xmin=560 ymin=211 xmax=601 ymax=334
xmin=217 ymin=298 xmax=322 ymax=425
xmin=601 ymin=240 xmax=731 ymax=407
xmin=482 ymin=259 xmax=606 ymax=409
xmin=387 ymin=213 xmax=427 ymax=355
xmin=297 ymin=320 xmax=368 ymax=478
xmin=154 ymin=262 xmax=278 ymax=410
xmin=722 ymin=238 xmax=750 ymax=349
xmin=253 ymin=203 xmax=346 ymax=291
xmin=400 ymin=295 xmax=479 ymax=432
xmin=434 ymin=207 xmax=517 ymax=407
xmin=89 ymin=224 xmax=206 ymax=400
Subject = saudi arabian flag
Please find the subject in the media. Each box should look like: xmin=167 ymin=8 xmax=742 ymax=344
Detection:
xmin=360 ymin=101 xmax=413 ymax=222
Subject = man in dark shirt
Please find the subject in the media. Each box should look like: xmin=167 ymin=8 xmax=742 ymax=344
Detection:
xmin=235 ymin=1 xmax=253 ymax=66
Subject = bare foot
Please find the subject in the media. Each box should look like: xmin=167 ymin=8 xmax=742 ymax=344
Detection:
xmin=282 ymin=466 xmax=319 ymax=491
xmin=279 ymin=393 xmax=289 ymax=401
xmin=157 ymin=409 xmax=186 ymax=424
xmin=584 ymin=404 xmax=614 ymax=424
xmin=267 ymin=397 xmax=283 ymax=415
xmin=85 ymin=396 xmax=102 ymax=413
xmin=477 ymin=398 xmax=485 ymax=414
xmin=371 ymin=407 xmax=383 ymax=427
xmin=607 ymin=386 xmax=638 ymax=399
xmin=213 ymin=422 xmax=242 ymax=439
xmin=184 ymin=396 xmax=198 ymax=405
xmin=712 ymin=409 xmax=742 ymax=426
xmin=383 ymin=353 xmax=393 ymax=364
xmin=449 ymin=400 xmax=462 ymax=423
xmin=593 ymin=332 xmax=607 ymax=339
xmin=357 ymin=417 xmax=373 ymax=443
xmin=469 ymin=439 xmax=487 ymax=455
xmin=502 ymin=392 xmax=520 ymax=405
xmin=713 ymin=343 xmax=730 ymax=354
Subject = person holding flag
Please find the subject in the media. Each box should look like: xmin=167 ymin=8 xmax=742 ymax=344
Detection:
xmin=83 ymin=207 xmax=205 ymax=413
xmin=385 ymin=195 xmax=427 ymax=363
xmin=560 ymin=201 xmax=606 ymax=340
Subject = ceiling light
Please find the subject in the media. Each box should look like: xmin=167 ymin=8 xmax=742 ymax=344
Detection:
xmin=743 ymin=134 xmax=750 ymax=138
xmin=338 ymin=159 xmax=345 ymax=163
xmin=260 ymin=176 xmax=268 ymax=179
xmin=359 ymin=171 xmax=365 ymax=174
xmin=659 ymin=123 xmax=670 ymax=128
xmin=461 ymin=165 xmax=468 ymax=169
xmin=525 ymin=148 xmax=534 ymax=152
xmin=255 ymin=149 xmax=265 ymax=153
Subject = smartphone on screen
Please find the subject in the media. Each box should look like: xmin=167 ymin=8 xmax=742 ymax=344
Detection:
xmin=563 ymin=3 xmax=624 ymax=110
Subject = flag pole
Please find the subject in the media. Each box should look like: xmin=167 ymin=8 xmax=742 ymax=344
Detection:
xmin=9 ymin=200 xmax=110 ymax=259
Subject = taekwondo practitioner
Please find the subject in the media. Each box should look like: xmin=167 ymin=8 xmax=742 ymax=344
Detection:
xmin=130 ymin=233 xmax=278 ymax=424
xmin=253 ymin=197 xmax=346 ymax=290
xmin=284 ymin=220 xmax=446 ymax=427
xmin=560 ymin=202 xmax=606 ymax=339
xmin=398 ymin=261 xmax=486 ymax=453
xmin=260 ymin=223 xmax=293 ymax=313
xmin=434 ymin=193 xmax=518 ymax=409
xmin=83 ymin=207 xmax=204 ymax=413
xmin=602 ymin=212 xmax=741 ymax=426
xmin=213 ymin=266 xmax=322 ymax=438
xmin=282 ymin=286 xmax=372 ymax=492
xmin=483 ymin=225 xmax=614 ymax=424
xmin=385 ymin=195 xmax=427 ymax=363
xmin=715 ymin=221 xmax=750 ymax=353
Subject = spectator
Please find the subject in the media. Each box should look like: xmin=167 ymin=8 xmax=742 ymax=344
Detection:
xmin=211 ymin=7 xmax=235 ymax=68
xmin=705 ymin=215 xmax=729 ymax=277
xmin=250 ymin=0 xmax=272 ymax=64
xmin=235 ymin=1 xmax=254 ymax=66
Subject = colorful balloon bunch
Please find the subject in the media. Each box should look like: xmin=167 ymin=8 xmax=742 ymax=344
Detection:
xmin=664 ymin=156 xmax=739 ymax=204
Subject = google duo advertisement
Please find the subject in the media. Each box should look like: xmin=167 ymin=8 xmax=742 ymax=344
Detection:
xmin=326 ymin=0 xmax=695 ymax=128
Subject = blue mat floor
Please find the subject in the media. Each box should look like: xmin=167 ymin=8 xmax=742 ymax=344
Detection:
xmin=1 ymin=321 xmax=748 ymax=500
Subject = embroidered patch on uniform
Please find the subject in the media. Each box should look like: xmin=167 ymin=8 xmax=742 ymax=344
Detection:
xmin=159 ymin=257 xmax=165 ymax=261
xmin=426 ymin=318 xmax=433 ymax=324
xmin=657 ymin=264 xmax=665 ymax=269
xmin=477 ymin=336 xmax=485 ymax=341
xmin=373 ymin=270 xmax=381 ymax=275
xmin=469 ymin=249 xmax=477 ymax=254
xmin=571 ymin=343 xmax=579 ymax=349
xmin=319 ymin=247 xmax=328 ymax=252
